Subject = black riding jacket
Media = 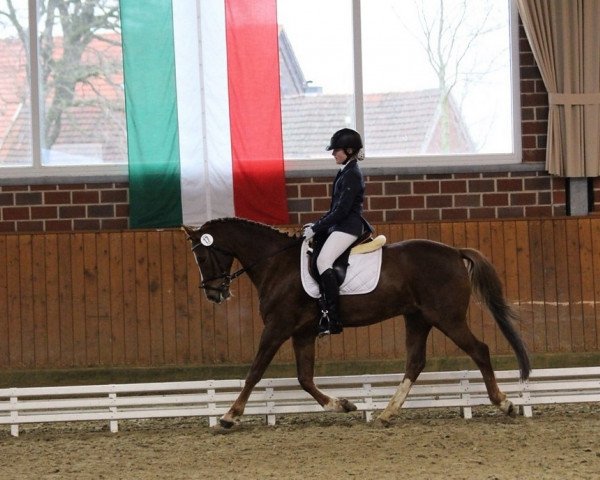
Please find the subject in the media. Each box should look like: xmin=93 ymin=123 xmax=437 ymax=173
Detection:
xmin=311 ymin=159 xmax=372 ymax=237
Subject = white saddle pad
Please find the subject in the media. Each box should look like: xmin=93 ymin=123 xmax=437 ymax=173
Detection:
xmin=300 ymin=240 xmax=383 ymax=298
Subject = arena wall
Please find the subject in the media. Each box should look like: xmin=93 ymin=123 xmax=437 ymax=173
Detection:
xmin=1 ymin=218 xmax=600 ymax=370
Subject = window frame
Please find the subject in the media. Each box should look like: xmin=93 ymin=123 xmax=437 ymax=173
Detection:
xmin=0 ymin=0 xmax=521 ymax=181
xmin=284 ymin=0 xmax=522 ymax=174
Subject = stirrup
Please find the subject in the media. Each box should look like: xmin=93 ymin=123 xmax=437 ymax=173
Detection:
xmin=318 ymin=310 xmax=331 ymax=337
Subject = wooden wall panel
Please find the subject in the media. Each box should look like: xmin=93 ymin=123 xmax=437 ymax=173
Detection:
xmin=2 ymin=218 xmax=600 ymax=370
xmin=0 ymin=236 xmax=8 ymax=367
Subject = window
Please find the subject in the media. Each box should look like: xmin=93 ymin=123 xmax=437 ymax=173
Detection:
xmin=277 ymin=0 xmax=520 ymax=170
xmin=0 ymin=0 xmax=127 ymax=177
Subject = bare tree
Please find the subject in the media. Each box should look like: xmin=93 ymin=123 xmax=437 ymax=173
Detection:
xmin=400 ymin=0 xmax=505 ymax=152
xmin=0 ymin=0 xmax=120 ymax=148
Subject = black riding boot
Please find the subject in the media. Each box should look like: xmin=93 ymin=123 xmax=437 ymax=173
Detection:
xmin=317 ymin=268 xmax=343 ymax=336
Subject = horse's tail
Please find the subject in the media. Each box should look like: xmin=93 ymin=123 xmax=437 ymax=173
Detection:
xmin=460 ymin=248 xmax=531 ymax=380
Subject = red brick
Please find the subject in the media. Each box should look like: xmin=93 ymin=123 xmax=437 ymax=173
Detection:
xmin=45 ymin=191 xmax=71 ymax=204
xmin=414 ymin=181 xmax=440 ymax=194
xmin=384 ymin=182 xmax=411 ymax=195
xmin=101 ymin=189 xmax=128 ymax=203
xmin=59 ymin=206 xmax=85 ymax=219
xmin=31 ymin=206 xmax=58 ymax=219
xmin=3 ymin=207 xmax=29 ymax=220
xmin=525 ymin=177 xmax=551 ymax=190
xmin=46 ymin=220 xmax=72 ymax=232
xmin=538 ymin=191 xmax=552 ymax=204
xmin=441 ymin=209 xmax=469 ymax=220
xmin=286 ymin=185 xmax=299 ymax=199
xmin=522 ymin=150 xmax=545 ymax=163
xmin=369 ymin=196 xmax=397 ymax=210
xmin=511 ymin=192 xmax=537 ymax=206
xmin=17 ymin=221 xmax=43 ymax=232
xmin=115 ymin=204 xmax=129 ymax=217
xmin=0 ymin=222 xmax=15 ymax=232
xmin=365 ymin=182 xmax=383 ymax=196
xmin=16 ymin=192 xmax=42 ymax=205
xmin=386 ymin=210 xmax=412 ymax=222
xmin=455 ymin=195 xmax=481 ymax=207
xmin=363 ymin=211 xmax=383 ymax=223
xmin=1 ymin=185 xmax=25 ymax=192
xmin=313 ymin=198 xmax=330 ymax=212
xmin=102 ymin=219 xmax=129 ymax=230
xmin=426 ymin=195 xmax=453 ymax=208
xmin=468 ymin=179 xmax=494 ymax=193
xmin=483 ymin=193 xmax=509 ymax=207
xmin=441 ymin=180 xmax=467 ymax=194
xmin=74 ymin=219 xmax=100 ymax=231
xmin=288 ymin=199 xmax=311 ymax=213
xmin=521 ymin=108 xmax=535 ymax=121
xmin=525 ymin=206 xmax=553 ymax=217
xmin=0 ymin=193 xmax=14 ymax=206
xmin=414 ymin=209 xmax=440 ymax=221
xmin=30 ymin=184 xmax=58 ymax=191
xmin=73 ymin=191 xmax=99 ymax=204
xmin=521 ymin=121 xmax=547 ymax=135
xmin=300 ymin=184 xmax=328 ymax=198
xmin=88 ymin=205 xmax=114 ymax=218
xmin=469 ymin=208 xmax=495 ymax=219
xmin=498 ymin=207 xmax=524 ymax=218
xmin=521 ymin=136 xmax=536 ymax=148
xmin=398 ymin=195 xmax=425 ymax=209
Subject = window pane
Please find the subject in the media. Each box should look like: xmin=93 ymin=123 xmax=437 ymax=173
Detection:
xmin=278 ymin=0 xmax=354 ymax=159
xmin=37 ymin=0 xmax=126 ymax=166
xmin=361 ymin=0 xmax=513 ymax=156
xmin=0 ymin=0 xmax=32 ymax=166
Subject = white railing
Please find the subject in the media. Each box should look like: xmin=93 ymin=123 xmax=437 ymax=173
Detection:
xmin=1 ymin=367 xmax=600 ymax=437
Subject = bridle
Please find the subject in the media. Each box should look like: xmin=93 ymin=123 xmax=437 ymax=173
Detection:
xmin=189 ymin=235 xmax=303 ymax=294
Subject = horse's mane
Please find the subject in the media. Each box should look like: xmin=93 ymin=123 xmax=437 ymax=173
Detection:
xmin=203 ymin=217 xmax=298 ymax=240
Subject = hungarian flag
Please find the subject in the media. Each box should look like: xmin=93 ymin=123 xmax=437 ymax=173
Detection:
xmin=120 ymin=0 xmax=288 ymax=228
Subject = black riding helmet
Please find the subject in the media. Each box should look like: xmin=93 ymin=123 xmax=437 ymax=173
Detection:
xmin=326 ymin=128 xmax=363 ymax=152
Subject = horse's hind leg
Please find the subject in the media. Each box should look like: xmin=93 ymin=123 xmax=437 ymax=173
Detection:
xmin=376 ymin=315 xmax=431 ymax=426
xmin=442 ymin=320 xmax=515 ymax=416
xmin=292 ymin=331 xmax=356 ymax=413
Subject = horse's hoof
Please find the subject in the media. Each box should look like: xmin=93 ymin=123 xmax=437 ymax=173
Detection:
xmin=372 ymin=416 xmax=391 ymax=429
xmin=339 ymin=398 xmax=357 ymax=413
xmin=499 ymin=399 xmax=516 ymax=418
xmin=219 ymin=418 xmax=235 ymax=429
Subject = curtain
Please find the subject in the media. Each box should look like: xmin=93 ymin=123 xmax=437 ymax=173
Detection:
xmin=517 ymin=0 xmax=600 ymax=177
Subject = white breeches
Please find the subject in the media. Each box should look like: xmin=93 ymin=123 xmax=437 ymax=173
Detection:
xmin=316 ymin=231 xmax=358 ymax=274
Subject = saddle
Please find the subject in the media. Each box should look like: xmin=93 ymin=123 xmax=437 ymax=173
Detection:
xmin=308 ymin=232 xmax=386 ymax=285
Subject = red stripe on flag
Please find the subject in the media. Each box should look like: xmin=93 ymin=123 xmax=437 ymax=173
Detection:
xmin=225 ymin=0 xmax=288 ymax=224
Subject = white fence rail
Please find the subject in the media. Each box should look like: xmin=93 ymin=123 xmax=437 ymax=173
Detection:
xmin=2 ymin=367 xmax=600 ymax=437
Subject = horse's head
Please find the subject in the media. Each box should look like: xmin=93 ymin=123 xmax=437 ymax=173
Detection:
xmin=182 ymin=224 xmax=235 ymax=304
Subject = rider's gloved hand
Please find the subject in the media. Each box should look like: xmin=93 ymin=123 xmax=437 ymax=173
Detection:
xmin=303 ymin=224 xmax=315 ymax=240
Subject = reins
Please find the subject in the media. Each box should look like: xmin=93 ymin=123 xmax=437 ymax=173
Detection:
xmin=190 ymin=236 xmax=303 ymax=293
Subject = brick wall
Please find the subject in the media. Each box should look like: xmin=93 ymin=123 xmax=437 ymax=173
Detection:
xmin=0 ymin=20 xmax=569 ymax=233
xmin=0 ymin=182 xmax=129 ymax=233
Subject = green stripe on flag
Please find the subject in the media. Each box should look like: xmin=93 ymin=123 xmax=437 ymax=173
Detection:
xmin=121 ymin=0 xmax=182 ymax=228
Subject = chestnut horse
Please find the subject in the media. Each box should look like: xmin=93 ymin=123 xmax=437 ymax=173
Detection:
xmin=183 ymin=218 xmax=530 ymax=428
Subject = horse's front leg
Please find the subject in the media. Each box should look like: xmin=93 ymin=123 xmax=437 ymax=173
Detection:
xmin=292 ymin=331 xmax=357 ymax=413
xmin=219 ymin=323 xmax=289 ymax=428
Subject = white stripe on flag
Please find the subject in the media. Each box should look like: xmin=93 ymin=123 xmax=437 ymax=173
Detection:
xmin=173 ymin=0 xmax=235 ymax=226
xmin=199 ymin=0 xmax=235 ymax=221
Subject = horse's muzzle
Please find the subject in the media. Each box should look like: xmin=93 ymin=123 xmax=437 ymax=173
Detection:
xmin=205 ymin=288 xmax=231 ymax=304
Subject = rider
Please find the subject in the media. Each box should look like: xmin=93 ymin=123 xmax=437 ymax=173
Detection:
xmin=303 ymin=128 xmax=373 ymax=336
